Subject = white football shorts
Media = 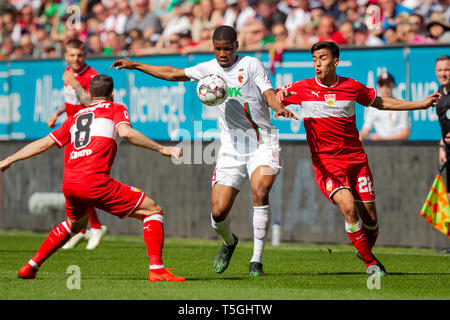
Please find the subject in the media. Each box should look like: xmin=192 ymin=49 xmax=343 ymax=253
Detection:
xmin=211 ymin=143 xmax=281 ymax=190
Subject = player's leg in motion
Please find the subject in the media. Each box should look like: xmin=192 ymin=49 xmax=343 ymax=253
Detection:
xmin=86 ymin=207 xmax=107 ymax=250
xmin=18 ymin=213 xmax=89 ymax=279
xmin=211 ymin=183 xmax=239 ymax=274
xmin=129 ymin=196 xmax=186 ymax=282
xmin=332 ymin=189 xmax=386 ymax=277
xmin=248 ymin=165 xmax=277 ymax=276
xmin=355 ymin=201 xmax=379 ymax=248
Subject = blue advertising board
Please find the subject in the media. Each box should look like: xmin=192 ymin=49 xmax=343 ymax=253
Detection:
xmin=0 ymin=45 xmax=448 ymax=141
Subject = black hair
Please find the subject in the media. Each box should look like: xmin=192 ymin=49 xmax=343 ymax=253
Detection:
xmin=213 ymin=25 xmax=237 ymax=42
xmin=89 ymin=75 xmax=114 ymax=99
xmin=311 ymin=41 xmax=340 ymax=59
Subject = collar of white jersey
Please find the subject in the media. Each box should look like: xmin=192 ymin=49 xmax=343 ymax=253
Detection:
xmin=218 ymin=55 xmax=243 ymax=71
xmin=314 ymin=75 xmax=340 ymax=88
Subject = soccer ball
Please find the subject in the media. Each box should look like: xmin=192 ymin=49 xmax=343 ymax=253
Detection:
xmin=196 ymin=74 xmax=228 ymax=106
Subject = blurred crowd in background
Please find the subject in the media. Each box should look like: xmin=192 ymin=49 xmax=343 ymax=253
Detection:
xmin=0 ymin=0 xmax=449 ymax=60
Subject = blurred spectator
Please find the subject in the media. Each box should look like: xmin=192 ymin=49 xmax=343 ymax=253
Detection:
xmin=102 ymin=31 xmax=127 ymax=56
xmin=309 ymin=0 xmax=324 ymax=22
xmin=91 ymin=3 xmax=108 ymax=43
xmin=2 ymin=8 xmax=21 ymax=44
xmin=18 ymin=4 xmax=37 ymax=35
xmin=382 ymin=26 xmax=397 ymax=44
xmin=103 ymin=0 xmax=131 ymax=35
xmin=235 ymin=0 xmax=257 ymax=31
xmin=339 ymin=20 xmax=355 ymax=45
xmin=0 ymin=36 xmax=14 ymax=60
xmin=125 ymin=0 xmax=162 ymax=39
xmin=19 ymin=32 xmax=34 ymax=58
xmin=415 ymin=0 xmax=450 ymax=22
xmin=255 ymin=0 xmax=287 ymax=32
xmin=284 ymin=0 xmax=311 ymax=36
xmin=266 ymin=22 xmax=293 ymax=50
xmin=378 ymin=0 xmax=413 ymax=30
xmin=360 ymin=72 xmax=411 ymax=141
xmin=155 ymin=31 xmax=181 ymax=54
xmin=238 ymin=18 xmax=270 ymax=50
xmin=310 ymin=14 xmax=347 ymax=44
xmin=210 ymin=0 xmax=228 ymax=27
xmin=223 ymin=0 xmax=241 ymax=28
xmin=87 ymin=33 xmax=103 ymax=56
xmin=426 ymin=12 xmax=450 ymax=43
xmin=160 ymin=1 xmax=191 ymax=38
xmin=292 ymin=23 xmax=316 ymax=48
xmin=354 ymin=21 xmax=384 ymax=46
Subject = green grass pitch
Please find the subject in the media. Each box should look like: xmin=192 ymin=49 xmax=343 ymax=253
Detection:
xmin=0 ymin=231 xmax=449 ymax=300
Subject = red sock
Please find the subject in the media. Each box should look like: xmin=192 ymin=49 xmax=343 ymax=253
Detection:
xmin=31 ymin=221 xmax=74 ymax=267
xmin=363 ymin=224 xmax=379 ymax=248
xmin=88 ymin=207 xmax=101 ymax=229
xmin=143 ymin=213 xmax=164 ymax=270
xmin=346 ymin=227 xmax=377 ymax=267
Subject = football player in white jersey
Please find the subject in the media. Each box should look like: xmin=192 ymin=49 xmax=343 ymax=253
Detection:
xmin=111 ymin=25 xmax=297 ymax=276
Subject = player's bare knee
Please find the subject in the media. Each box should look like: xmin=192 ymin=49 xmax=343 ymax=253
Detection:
xmin=211 ymin=203 xmax=228 ymax=222
xmin=252 ymin=185 xmax=270 ymax=206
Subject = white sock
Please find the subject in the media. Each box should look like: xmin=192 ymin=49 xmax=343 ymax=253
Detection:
xmin=211 ymin=214 xmax=235 ymax=246
xmin=251 ymin=205 xmax=271 ymax=263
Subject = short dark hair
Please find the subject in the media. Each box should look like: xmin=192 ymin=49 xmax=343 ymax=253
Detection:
xmin=89 ymin=75 xmax=114 ymax=98
xmin=213 ymin=25 xmax=237 ymax=42
xmin=436 ymin=55 xmax=450 ymax=64
xmin=311 ymin=41 xmax=340 ymax=59
xmin=65 ymin=39 xmax=86 ymax=52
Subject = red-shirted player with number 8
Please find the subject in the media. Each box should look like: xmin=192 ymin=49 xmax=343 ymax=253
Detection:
xmin=276 ymin=41 xmax=441 ymax=277
xmin=0 ymin=75 xmax=186 ymax=282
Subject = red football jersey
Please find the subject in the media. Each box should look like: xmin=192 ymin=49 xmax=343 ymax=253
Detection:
xmin=64 ymin=65 xmax=98 ymax=116
xmin=282 ymin=76 xmax=377 ymax=159
xmin=49 ymin=100 xmax=131 ymax=185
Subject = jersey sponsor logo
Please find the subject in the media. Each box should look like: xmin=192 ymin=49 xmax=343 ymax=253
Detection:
xmin=124 ymin=110 xmax=129 ymax=119
xmin=325 ymin=94 xmax=336 ymax=106
xmin=311 ymin=91 xmax=320 ymax=98
xmin=70 ymin=148 xmax=92 ymax=159
xmin=228 ymin=87 xmax=243 ymax=98
xmin=238 ymin=68 xmax=245 ymax=83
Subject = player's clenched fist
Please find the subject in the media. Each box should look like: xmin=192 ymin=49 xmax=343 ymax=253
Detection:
xmin=160 ymin=146 xmax=183 ymax=161
xmin=110 ymin=59 xmax=136 ymax=70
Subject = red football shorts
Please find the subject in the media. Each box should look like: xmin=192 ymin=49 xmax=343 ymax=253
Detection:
xmin=62 ymin=177 xmax=146 ymax=221
xmin=312 ymin=156 xmax=376 ymax=203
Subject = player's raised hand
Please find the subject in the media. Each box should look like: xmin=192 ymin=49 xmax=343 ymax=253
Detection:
xmin=422 ymin=92 xmax=441 ymax=109
xmin=275 ymin=88 xmax=297 ymax=104
xmin=63 ymin=68 xmax=78 ymax=87
xmin=274 ymin=108 xmax=299 ymax=120
xmin=111 ymin=59 xmax=135 ymax=70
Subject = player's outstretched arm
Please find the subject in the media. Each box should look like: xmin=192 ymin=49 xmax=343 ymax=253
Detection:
xmin=117 ymin=124 xmax=182 ymax=161
xmin=264 ymin=89 xmax=299 ymax=120
xmin=371 ymin=92 xmax=441 ymax=111
xmin=110 ymin=59 xmax=190 ymax=82
xmin=0 ymin=136 xmax=56 ymax=171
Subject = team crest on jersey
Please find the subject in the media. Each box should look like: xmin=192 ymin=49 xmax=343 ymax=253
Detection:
xmin=237 ymin=68 xmax=245 ymax=83
xmin=325 ymin=94 xmax=336 ymax=106
xmin=326 ymin=179 xmax=333 ymax=192
xmin=130 ymin=186 xmax=141 ymax=193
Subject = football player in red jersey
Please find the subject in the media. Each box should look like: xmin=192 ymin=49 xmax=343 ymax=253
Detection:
xmin=47 ymin=39 xmax=106 ymax=250
xmin=0 ymin=75 xmax=186 ymax=281
xmin=276 ymin=41 xmax=440 ymax=277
